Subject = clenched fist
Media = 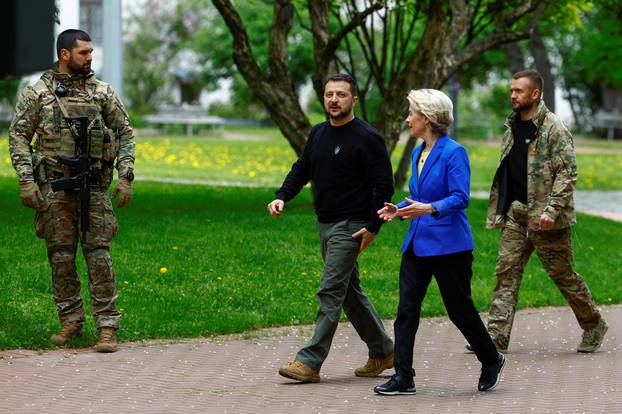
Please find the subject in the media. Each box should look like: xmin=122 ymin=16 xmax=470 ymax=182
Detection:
xmin=19 ymin=180 xmax=44 ymax=209
xmin=267 ymin=199 xmax=284 ymax=217
xmin=111 ymin=178 xmax=132 ymax=208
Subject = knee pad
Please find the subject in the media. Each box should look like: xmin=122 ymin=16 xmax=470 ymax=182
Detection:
xmin=48 ymin=245 xmax=77 ymax=276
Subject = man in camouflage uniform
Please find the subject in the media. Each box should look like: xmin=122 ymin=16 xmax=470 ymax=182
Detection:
xmin=8 ymin=29 xmax=135 ymax=352
xmin=482 ymin=70 xmax=607 ymax=353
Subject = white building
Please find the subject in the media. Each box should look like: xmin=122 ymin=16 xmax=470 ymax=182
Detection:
xmin=56 ymin=0 xmax=124 ymax=97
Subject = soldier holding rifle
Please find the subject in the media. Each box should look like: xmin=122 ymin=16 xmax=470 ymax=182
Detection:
xmin=8 ymin=29 xmax=135 ymax=352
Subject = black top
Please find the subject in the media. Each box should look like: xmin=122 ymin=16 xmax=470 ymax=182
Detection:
xmin=506 ymin=118 xmax=537 ymax=204
xmin=275 ymin=117 xmax=394 ymax=234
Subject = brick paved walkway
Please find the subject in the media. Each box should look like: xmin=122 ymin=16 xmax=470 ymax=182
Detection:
xmin=1 ymin=305 xmax=620 ymax=414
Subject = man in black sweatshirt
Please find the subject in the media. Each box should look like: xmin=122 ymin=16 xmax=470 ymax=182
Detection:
xmin=267 ymin=74 xmax=395 ymax=383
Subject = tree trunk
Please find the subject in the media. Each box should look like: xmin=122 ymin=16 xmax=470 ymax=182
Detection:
xmin=529 ymin=26 xmax=555 ymax=112
xmin=504 ymin=42 xmax=526 ymax=73
xmin=212 ymin=0 xmax=311 ymax=156
xmin=393 ymin=134 xmax=417 ymax=190
xmin=447 ymin=73 xmax=460 ymax=140
xmin=565 ymin=90 xmax=585 ymax=131
xmin=213 ymin=0 xmax=545 ymax=184
xmin=371 ymin=0 xmax=542 ymax=188
xmin=374 ymin=1 xmax=449 ymax=155
xmin=308 ymin=1 xmax=383 ymax=105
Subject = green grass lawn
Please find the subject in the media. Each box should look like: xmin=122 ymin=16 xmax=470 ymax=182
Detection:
xmin=1 ymin=176 xmax=620 ymax=350
xmin=3 ymin=129 xmax=621 ymax=190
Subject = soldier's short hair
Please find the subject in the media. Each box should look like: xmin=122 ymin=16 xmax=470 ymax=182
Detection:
xmin=407 ymin=89 xmax=454 ymax=136
xmin=56 ymin=29 xmax=92 ymax=58
xmin=512 ymin=70 xmax=543 ymax=94
xmin=324 ymin=73 xmax=358 ymax=97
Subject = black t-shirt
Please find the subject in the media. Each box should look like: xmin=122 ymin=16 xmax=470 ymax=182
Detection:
xmin=275 ymin=117 xmax=394 ymax=234
xmin=506 ymin=118 xmax=537 ymax=204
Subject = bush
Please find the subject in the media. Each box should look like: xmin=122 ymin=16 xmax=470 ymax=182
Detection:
xmin=457 ymin=83 xmax=509 ymax=140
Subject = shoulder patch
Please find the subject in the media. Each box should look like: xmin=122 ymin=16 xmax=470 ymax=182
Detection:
xmin=31 ymin=80 xmax=51 ymax=96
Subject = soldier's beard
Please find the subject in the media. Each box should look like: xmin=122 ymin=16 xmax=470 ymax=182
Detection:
xmin=67 ymin=58 xmax=91 ymax=75
xmin=512 ymin=100 xmax=536 ymax=113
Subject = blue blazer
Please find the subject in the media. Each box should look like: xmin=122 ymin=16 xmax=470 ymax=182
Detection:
xmin=397 ymin=135 xmax=474 ymax=256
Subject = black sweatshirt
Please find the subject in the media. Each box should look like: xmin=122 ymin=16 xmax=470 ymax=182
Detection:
xmin=507 ymin=118 xmax=537 ymax=204
xmin=275 ymin=117 xmax=394 ymax=234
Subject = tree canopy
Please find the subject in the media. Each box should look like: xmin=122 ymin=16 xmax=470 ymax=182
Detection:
xmin=211 ymin=0 xmax=547 ymax=185
xmin=121 ymin=0 xmax=622 ymax=184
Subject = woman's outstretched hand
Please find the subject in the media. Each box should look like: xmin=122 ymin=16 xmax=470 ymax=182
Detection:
xmin=377 ymin=202 xmax=398 ymax=221
xmin=396 ymin=198 xmax=434 ymax=219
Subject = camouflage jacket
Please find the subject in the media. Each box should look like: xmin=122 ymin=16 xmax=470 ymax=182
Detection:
xmin=487 ymin=101 xmax=577 ymax=230
xmin=9 ymin=65 xmax=135 ymax=187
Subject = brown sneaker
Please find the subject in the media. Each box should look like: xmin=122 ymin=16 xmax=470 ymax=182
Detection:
xmin=95 ymin=327 xmax=118 ymax=353
xmin=50 ymin=322 xmax=83 ymax=345
xmin=354 ymin=352 xmax=394 ymax=377
xmin=278 ymin=360 xmax=320 ymax=383
xmin=577 ymin=318 xmax=608 ymax=353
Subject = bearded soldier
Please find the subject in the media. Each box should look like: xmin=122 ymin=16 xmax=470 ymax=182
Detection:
xmin=9 ymin=29 xmax=135 ymax=352
xmin=472 ymin=70 xmax=608 ymax=354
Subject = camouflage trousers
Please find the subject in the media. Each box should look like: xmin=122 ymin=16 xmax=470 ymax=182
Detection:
xmin=35 ymin=185 xmax=121 ymax=329
xmin=487 ymin=201 xmax=601 ymax=350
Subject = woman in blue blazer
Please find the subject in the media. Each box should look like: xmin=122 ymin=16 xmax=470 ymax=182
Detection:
xmin=373 ymin=89 xmax=505 ymax=395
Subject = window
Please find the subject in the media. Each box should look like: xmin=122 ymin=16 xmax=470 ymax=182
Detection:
xmin=80 ymin=0 xmax=103 ymax=45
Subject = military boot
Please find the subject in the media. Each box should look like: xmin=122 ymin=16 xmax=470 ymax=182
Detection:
xmin=354 ymin=352 xmax=394 ymax=377
xmin=577 ymin=318 xmax=608 ymax=353
xmin=50 ymin=322 xmax=83 ymax=345
xmin=278 ymin=360 xmax=320 ymax=383
xmin=95 ymin=327 xmax=118 ymax=353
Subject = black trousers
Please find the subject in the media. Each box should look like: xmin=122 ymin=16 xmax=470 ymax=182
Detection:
xmin=393 ymin=247 xmax=498 ymax=378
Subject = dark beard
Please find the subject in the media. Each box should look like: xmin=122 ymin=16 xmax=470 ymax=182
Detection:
xmin=512 ymin=100 xmax=536 ymax=113
xmin=329 ymin=110 xmax=350 ymax=120
xmin=328 ymin=102 xmax=353 ymax=120
xmin=68 ymin=59 xmax=90 ymax=75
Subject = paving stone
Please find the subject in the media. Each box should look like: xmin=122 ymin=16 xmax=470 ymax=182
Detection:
xmin=1 ymin=305 xmax=619 ymax=413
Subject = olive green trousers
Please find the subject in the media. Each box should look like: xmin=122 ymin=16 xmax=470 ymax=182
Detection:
xmin=295 ymin=220 xmax=393 ymax=371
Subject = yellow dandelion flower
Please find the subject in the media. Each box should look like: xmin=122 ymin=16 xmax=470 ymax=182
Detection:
xmin=160 ymin=267 xmax=168 ymax=273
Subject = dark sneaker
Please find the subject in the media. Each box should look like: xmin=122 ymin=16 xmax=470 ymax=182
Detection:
xmin=278 ymin=360 xmax=320 ymax=383
xmin=373 ymin=374 xmax=416 ymax=395
xmin=577 ymin=318 xmax=608 ymax=353
xmin=355 ymin=352 xmax=394 ymax=377
xmin=478 ymin=352 xmax=506 ymax=391
xmin=50 ymin=322 xmax=83 ymax=346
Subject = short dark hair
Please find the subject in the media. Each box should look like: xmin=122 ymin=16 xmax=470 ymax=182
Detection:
xmin=56 ymin=29 xmax=91 ymax=59
xmin=512 ymin=70 xmax=543 ymax=93
xmin=324 ymin=73 xmax=358 ymax=96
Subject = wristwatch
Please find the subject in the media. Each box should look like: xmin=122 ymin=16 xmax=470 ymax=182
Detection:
xmin=121 ymin=171 xmax=134 ymax=182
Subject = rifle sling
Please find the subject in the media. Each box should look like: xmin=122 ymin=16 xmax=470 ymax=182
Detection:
xmin=54 ymin=94 xmax=82 ymax=140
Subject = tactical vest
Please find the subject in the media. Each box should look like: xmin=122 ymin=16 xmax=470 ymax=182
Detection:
xmin=32 ymin=78 xmax=120 ymax=190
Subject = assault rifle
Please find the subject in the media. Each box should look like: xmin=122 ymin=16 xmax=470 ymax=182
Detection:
xmin=50 ymin=116 xmax=100 ymax=240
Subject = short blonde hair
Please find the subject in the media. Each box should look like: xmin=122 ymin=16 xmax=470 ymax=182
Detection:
xmin=407 ymin=89 xmax=454 ymax=135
